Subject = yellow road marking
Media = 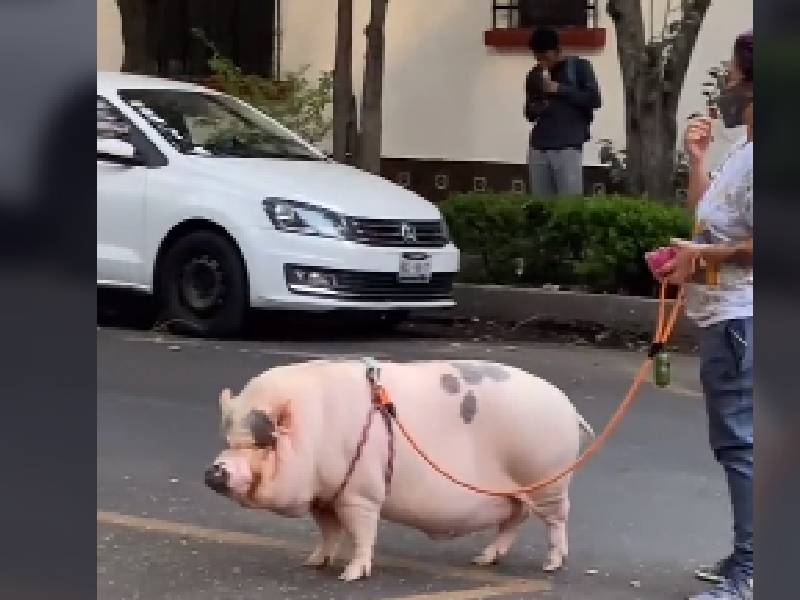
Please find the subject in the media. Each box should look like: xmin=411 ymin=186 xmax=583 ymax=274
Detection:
xmin=387 ymin=580 xmax=549 ymax=600
xmin=97 ymin=511 xmax=551 ymax=591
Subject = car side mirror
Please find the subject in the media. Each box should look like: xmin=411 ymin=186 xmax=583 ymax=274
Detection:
xmin=97 ymin=137 xmax=141 ymax=166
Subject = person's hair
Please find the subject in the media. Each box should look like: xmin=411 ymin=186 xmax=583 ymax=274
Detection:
xmin=529 ymin=27 xmax=560 ymax=54
xmin=734 ymin=29 xmax=753 ymax=83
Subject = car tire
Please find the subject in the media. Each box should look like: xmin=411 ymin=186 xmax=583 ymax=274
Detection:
xmin=158 ymin=230 xmax=247 ymax=337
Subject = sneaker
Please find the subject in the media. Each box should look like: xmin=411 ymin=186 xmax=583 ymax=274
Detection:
xmin=688 ymin=577 xmax=753 ymax=600
xmin=694 ymin=556 xmax=734 ymax=583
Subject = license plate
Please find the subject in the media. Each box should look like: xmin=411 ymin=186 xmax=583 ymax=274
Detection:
xmin=398 ymin=253 xmax=432 ymax=282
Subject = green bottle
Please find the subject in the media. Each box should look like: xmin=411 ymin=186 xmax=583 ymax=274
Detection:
xmin=653 ymin=352 xmax=671 ymax=388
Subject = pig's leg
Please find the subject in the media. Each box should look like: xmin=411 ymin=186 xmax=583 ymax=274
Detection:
xmin=472 ymin=499 xmax=530 ymax=566
xmin=336 ymin=501 xmax=380 ymax=581
xmin=531 ymin=493 xmax=570 ymax=573
xmin=305 ymin=507 xmax=344 ymax=568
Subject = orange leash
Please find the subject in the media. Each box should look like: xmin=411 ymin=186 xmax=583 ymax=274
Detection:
xmin=374 ymin=282 xmax=686 ymax=499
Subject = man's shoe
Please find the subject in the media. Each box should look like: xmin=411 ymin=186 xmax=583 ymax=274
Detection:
xmin=688 ymin=577 xmax=753 ymax=600
xmin=694 ymin=556 xmax=734 ymax=584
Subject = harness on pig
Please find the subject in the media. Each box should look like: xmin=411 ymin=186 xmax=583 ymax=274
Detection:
xmin=327 ymin=282 xmax=685 ymax=502
xmin=316 ymin=358 xmax=396 ymax=508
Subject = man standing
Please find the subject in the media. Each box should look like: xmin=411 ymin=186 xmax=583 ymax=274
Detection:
xmin=525 ymin=27 xmax=601 ymax=197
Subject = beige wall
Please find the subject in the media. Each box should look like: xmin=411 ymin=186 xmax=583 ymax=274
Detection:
xmin=97 ymin=0 xmax=124 ymax=72
xmin=96 ymin=0 xmax=752 ymax=164
xmin=282 ymin=0 xmax=752 ymax=165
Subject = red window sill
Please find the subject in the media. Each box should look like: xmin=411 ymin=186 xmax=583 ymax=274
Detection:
xmin=484 ymin=27 xmax=606 ymax=51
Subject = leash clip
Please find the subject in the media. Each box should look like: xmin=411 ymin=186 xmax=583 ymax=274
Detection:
xmin=364 ymin=357 xmax=396 ymax=417
xmin=364 ymin=356 xmax=381 ymax=384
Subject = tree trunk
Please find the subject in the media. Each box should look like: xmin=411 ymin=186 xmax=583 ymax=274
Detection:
xmin=333 ymin=0 xmax=353 ymax=163
xmin=358 ymin=0 xmax=389 ymax=175
xmin=607 ymin=0 xmax=711 ymax=200
xmin=116 ymin=0 xmax=153 ymax=73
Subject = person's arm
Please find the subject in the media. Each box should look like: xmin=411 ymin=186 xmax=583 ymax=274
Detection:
xmin=703 ymin=239 xmax=753 ymax=267
xmin=663 ymin=172 xmax=752 ymax=284
xmin=524 ymin=69 xmax=549 ymax=123
xmin=686 ymin=158 xmax=711 ymax=211
xmin=554 ymin=60 xmax=601 ymax=110
xmin=684 ymin=118 xmax=714 ymax=210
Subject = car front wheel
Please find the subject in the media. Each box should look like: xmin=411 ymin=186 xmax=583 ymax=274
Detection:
xmin=158 ymin=230 xmax=247 ymax=337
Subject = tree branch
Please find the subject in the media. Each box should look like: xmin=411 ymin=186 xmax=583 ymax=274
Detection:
xmin=607 ymin=0 xmax=646 ymax=84
xmin=665 ymin=0 xmax=711 ymax=105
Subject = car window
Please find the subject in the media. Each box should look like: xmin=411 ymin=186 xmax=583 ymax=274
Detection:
xmin=117 ymin=89 xmax=323 ymax=161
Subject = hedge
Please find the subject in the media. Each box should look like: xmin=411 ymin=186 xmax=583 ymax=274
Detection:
xmin=440 ymin=194 xmax=692 ymax=297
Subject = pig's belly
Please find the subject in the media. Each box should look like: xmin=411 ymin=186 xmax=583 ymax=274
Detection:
xmin=377 ymin=450 xmax=525 ymax=537
xmin=380 ymin=489 xmax=513 ymax=537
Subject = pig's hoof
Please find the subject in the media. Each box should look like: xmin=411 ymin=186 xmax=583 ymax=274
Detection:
xmin=471 ymin=550 xmax=500 ymax=566
xmin=542 ymin=556 xmax=564 ymax=573
xmin=339 ymin=561 xmax=371 ymax=582
xmin=304 ymin=553 xmax=331 ymax=569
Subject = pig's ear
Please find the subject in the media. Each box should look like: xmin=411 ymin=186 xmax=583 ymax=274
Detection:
xmin=276 ymin=402 xmax=293 ymax=435
xmin=219 ymin=388 xmax=233 ymax=411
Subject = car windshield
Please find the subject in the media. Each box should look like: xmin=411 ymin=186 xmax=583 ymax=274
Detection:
xmin=118 ymin=89 xmax=324 ymax=160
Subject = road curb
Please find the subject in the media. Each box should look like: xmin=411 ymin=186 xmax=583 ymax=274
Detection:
xmin=431 ymin=284 xmax=698 ymax=342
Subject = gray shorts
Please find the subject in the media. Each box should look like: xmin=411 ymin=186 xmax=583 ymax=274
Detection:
xmin=527 ymin=147 xmax=584 ymax=198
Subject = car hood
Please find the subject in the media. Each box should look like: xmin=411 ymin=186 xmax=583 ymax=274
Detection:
xmin=176 ymin=157 xmax=441 ymax=220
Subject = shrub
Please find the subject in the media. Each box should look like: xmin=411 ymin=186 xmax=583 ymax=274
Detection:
xmin=192 ymin=29 xmax=333 ymax=144
xmin=440 ymin=194 xmax=692 ymax=296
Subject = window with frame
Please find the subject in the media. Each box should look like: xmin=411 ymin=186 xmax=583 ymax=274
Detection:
xmin=491 ymin=0 xmax=598 ymax=30
xmin=117 ymin=0 xmax=280 ymax=79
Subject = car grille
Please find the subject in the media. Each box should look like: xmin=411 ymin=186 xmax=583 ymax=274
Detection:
xmin=349 ymin=218 xmax=448 ymax=248
xmin=286 ymin=266 xmax=455 ymax=301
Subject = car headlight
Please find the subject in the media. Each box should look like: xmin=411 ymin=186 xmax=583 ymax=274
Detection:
xmin=262 ymin=198 xmax=351 ymax=239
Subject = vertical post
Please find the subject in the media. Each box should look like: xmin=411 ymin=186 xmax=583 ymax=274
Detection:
xmin=274 ymin=0 xmax=282 ymax=79
xmin=333 ymin=0 xmax=354 ymax=163
xmin=358 ymin=0 xmax=389 ymax=175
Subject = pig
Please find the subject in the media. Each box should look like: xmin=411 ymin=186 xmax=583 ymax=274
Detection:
xmin=204 ymin=360 xmax=594 ymax=581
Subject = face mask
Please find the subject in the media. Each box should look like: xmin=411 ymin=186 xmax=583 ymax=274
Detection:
xmin=717 ymin=86 xmax=751 ymax=129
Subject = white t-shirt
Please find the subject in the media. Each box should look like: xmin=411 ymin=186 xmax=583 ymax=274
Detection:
xmin=685 ymin=137 xmax=753 ymax=327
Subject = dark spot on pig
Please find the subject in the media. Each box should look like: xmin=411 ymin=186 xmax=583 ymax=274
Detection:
xmin=460 ymin=391 xmax=478 ymax=424
xmin=245 ymin=410 xmax=276 ymax=449
xmin=452 ymin=363 xmax=483 ymax=384
xmin=451 ymin=362 xmax=511 ymax=384
xmin=482 ymin=364 xmax=511 ymax=381
xmin=440 ymin=373 xmax=461 ymax=394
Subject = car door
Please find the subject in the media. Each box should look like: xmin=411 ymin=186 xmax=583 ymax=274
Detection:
xmin=97 ymin=96 xmax=149 ymax=287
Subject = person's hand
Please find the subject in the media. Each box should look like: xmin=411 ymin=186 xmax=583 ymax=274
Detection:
xmin=542 ymin=70 xmax=559 ymax=95
xmin=656 ymin=240 xmax=703 ymax=284
xmin=684 ymin=117 xmax=713 ymax=163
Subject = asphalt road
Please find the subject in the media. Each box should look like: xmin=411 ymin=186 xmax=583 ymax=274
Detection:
xmin=97 ymin=325 xmax=730 ymax=600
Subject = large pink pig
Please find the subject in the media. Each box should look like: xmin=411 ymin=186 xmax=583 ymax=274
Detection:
xmin=205 ymin=360 xmax=593 ymax=581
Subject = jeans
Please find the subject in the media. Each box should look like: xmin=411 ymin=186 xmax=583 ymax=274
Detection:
xmin=527 ymin=147 xmax=583 ymax=197
xmin=699 ymin=317 xmax=753 ymax=580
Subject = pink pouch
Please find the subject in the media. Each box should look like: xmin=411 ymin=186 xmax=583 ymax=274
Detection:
xmin=645 ymin=247 xmax=677 ymax=276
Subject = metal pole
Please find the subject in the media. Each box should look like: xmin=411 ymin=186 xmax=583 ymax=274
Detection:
xmin=274 ymin=0 xmax=282 ymax=79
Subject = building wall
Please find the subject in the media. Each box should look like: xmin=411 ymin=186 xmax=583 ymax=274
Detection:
xmin=282 ymin=0 xmax=752 ymax=167
xmin=96 ymin=0 xmax=752 ymax=182
xmin=97 ymin=0 xmax=124 ymax=72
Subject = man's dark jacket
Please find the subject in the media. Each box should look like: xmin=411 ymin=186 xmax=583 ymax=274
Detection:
xmin=525 ymin=57 xmax=601 ymax=150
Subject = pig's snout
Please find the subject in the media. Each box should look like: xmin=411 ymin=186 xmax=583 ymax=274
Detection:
xmin=204 ymin=464 xmax=229 ymax=494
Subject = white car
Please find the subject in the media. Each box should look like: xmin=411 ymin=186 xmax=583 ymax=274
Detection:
xmin=97 ymin=72 xmax=459 ymax=336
